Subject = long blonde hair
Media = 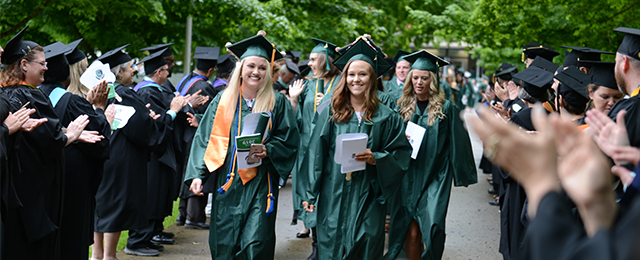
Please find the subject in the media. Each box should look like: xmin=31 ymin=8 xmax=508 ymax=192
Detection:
xmin=397 ymin=70 xmax=445 ymax=126
xmin=221 ymin=57 xmax=275 ymax=117
xmin=67 ymin=58 xmax=89 ymax=97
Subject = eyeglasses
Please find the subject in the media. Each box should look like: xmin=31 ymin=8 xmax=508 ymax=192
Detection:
xmin=28 ymin=60 xmax=47 ymax=67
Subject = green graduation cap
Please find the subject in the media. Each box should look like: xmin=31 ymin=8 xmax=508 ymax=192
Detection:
xmin=392 ymin=50 xmax=411 ymax=63
xmin=227 ymin=35 xmax=283 ymax=62
xmin=332 ymin=37 xmax=392 ymax=76
xmin=311 ymin=38 xmax=338 ymax=71
xmin=402 ymin=50 xmax=450 ymax=72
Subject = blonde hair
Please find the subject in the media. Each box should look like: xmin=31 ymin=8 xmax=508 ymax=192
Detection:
xmin=67 ymin=58 xmax=89 ymax=97
xmin=397 ymin=70 xmax=445 ymax=126
xmin=221 ymin=58 xmax=275 ymax=117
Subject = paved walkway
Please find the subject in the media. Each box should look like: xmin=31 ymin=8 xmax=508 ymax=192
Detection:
xmin=118 ymin=110 xmax=502 ymax=260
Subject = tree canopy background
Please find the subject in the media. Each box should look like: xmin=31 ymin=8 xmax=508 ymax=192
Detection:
xmin=2 ymin=0 xmax=639 ymax=75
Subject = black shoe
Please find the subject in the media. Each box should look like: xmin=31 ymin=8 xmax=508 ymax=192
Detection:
xmin=291 ymin=210 xmax=299 ymax=226
xmin=489 ymin=199 xmax=500 ymax=206
xmin=185 ymin=220 xmax=210 ymax=230
xmin=488 ymin=180 xmax=494 ymax=185
xmin=488 ymin=188 xmax=497 ymax=195
xmin=151 ymin=234 xmax=175 ymax=244
xmin=124 ymin=247 xmax=160 ymax=256
xmin=307 ymin=234 xmax=318 ymax=260
xmin=176 ymin=214 xmax=186 ymax=226
xmin=148 ymin=243 xmax=164 ymax=251
xmin=161 ymin=231 xmax=175 ymax=238
xmin=296 ymin=230 xmax=310 ymax=238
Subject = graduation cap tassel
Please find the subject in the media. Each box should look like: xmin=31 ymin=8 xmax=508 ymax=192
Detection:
xmin=265 ymin=172 xmax=275 ymax=215
xmin=324 ymin=43 xmax=331 ymax=72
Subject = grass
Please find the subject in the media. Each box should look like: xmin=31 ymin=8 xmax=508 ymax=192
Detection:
xmin=89 ymin=199 xmax=181 ymax=256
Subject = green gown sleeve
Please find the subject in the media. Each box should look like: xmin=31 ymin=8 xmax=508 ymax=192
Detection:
xmin=262 ymin=93 xmax=300 ymax=178
xmin=297 ymin=106 xmax=332 ymax=207
xmin=444 ymin=100 xmax=477 ymax=186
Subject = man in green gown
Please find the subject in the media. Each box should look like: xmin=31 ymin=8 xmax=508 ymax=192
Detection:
xmin=383 ymin=50 xmax=411 ymax=102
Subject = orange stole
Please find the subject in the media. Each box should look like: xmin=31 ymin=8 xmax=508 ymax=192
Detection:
xmin=203 ymin=90 xmax=258 ymax=186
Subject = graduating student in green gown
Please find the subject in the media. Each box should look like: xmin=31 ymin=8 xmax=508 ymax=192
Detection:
xmin=386 ymin=50 xmax=477 ymax=260
xmin=299 ymin=37 xmax=412 ymax=260
xmin=185 ymin=34 xmax=299 ymax=260
xmin=288 ymin=38 xmax=341 ymax=243
xmin=382 ymin=50 xmax=410 ymax=102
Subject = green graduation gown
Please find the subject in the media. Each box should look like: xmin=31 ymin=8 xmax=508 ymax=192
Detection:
xmin=386 ymin=99 xmax=477 ymax=260
xmin=383 ymin=76 xmax=404 ymax=102
xmin=293 ymin=76 xmax=340 ymax=219
xmin=299 ymin=103 xmax=412 ymax=260
xmin=185 ymin=91 xmax=299 ymax=260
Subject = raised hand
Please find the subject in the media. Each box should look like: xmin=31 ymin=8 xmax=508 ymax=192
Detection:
xmin=66 ymin=115 xmax=90 ymax=145
xmin=186 ymin=112 xmax=199 ymax=128
xmin=4 ymin=107 xmax=34 ymax=134
xmin=104 ymin=104 xmax=116 ymax=126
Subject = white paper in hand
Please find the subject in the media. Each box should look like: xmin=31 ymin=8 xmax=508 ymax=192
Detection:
xmin=111 ymin=104 xmax=136 ymax=130
xmin=406 ymin=121 xmax=426 ymax=159
xmin=334 ymin=133 xmax=368 ymax=173
xmin=80 ymin=60 xmax=116 ymax=89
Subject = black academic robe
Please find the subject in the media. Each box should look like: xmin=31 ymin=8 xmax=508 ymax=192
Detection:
xmin=95 ymin=82 xmax=158 ymax=232
xmin=0 ymin=91 xmax=11 ymax=258
xmin=522 ymin=191 xmax=640 ymax=260
xmin=40 ymin=83 xmax=112 ymax=260
xmin=1 ymin=84 xmax=67 ymax=260
xmin=136 ymin=83 xmax=177 ymax=219
xmin=608 ymin=95 xmax=640 ymax=148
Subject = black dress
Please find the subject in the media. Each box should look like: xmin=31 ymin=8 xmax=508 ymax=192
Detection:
xmin=39 ymin=83 xmax=112 ymax=260
xmin=2 ymin=84 xmax=67 ymax=260
xmin=94 ymin=82 xmax=158 ymax=232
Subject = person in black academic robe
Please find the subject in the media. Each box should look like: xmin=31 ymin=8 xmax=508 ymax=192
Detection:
xmin=38 ymin=42 xmax=112 ymax=260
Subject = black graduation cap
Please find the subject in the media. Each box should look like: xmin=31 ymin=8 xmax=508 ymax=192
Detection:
xmin=285 ymin=50 xmax=302 ymax=63
xmin=513 ymin=66 xmax=554 ymax=100
xmin=64 ymin=39 xmax=85 ymax=64
xmin=140 ymin=43 xmax=174 ymax=57
xmin=139 ymin=48 xmax=168 ymax=75
xmin=392 ymin=50 xmax=411 ymax=63
xmin=529 ymin=56 xmax=559 ymax=73
xmin=194 ymin=46 xmax=220 ymax=71
xmin=582 ymin=60 xmax=618 ymax=90
xmin=1 ymin=25 xmax=40 ymax=65
xmin=555 ymin=66 xmax=590 ymax=108
xmin=216 ymin=53 xmax=236 ymax=75
xmin=227 ymin=35 xmax=283 ymax=62
xmin=522 ymin=41 xmax=559 ymax=62
xmin=560 ymin=46 xmax=613 ymax=68
xmin=43 ymin=41 xmax=70 ymax=83
xmin=98 ymin=44 xmax=132 ymax=67
xmin=333 ymin=37 xmax=392 ymax=76
xmin=298 ymin=60 xmax=310 ymax=76
xmin=495 ymin=62 xmax=518 ymax=81
xmin=614 ymin=27 xmax=640 ymax=61
xmin=284 ymin=58 xmax=300 ymax=75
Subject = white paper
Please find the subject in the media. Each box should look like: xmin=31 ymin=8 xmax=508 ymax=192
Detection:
xmin=240 ymin=112 xmax=271 ymax=141
xmin=80 ymin=60 xmax=116 ymax=89
xmin=235 ymin=134 xmax=263 ymax=170
xmin=316 ymin=100 xmax=330 ymax=115
xmin=334 ymin=133 xmax=368 ymax=173
xmin=111 ymin=104 xmax=136 ymax=130
xmin=406 ymin=121 xmax=426 ymax=159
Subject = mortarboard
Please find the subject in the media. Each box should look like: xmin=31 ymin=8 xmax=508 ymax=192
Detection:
xmin=513 ymin=66 xmax=554 ymax=100
xmin=216 ymin=53 xmax=236 ymax=75
xmin=43 ymin=41 xmax=70 ymax=83
xmin=98 ymin=44 xmax=132 ymax=67
xmin=614 ymin=27 xmax=640 ymax=61
xmin=311 ymin=38 xmax=338 ymax=71
xmin=227 ymin=35 xmax=283 ymax=62
xmin=522 ymin=41 xmax=559 ymax=63
xmin=298 ymin=60 xmax=311 ymax=76
xmin=285 ymin=50 xmax=302 ymax=64
xmin=194 ymin=46 xmax=220 ymax=71
xmin=495 ymin=62 xmax=518 ymax=81
xmin=392 ymin=50 xmax=411 ymax=63
xmin=140 ymin=43 xmax=174 ymax=57
xmin=1 ymin=25 xmax=40 ymax=65
xmin=65 ymin=39 xmax=86 ymax=65
xmin=332 ymin=37 xmax=392 ymax=76
xmin=529 ymin=56 xmax=559 ymax=73
xmin=138 ymin=48 xmax=168 ymax=75
xmin=560 ymin=46 xmax=612 ymax=68
xmin=581 ymin=60 xmax=618 ymax=90
xmin=284 ymin=58 xmax=300 ymax=75
xmin=555 ymin=66 xmax=590 ymax=108
xmin=402 ymin=50 xmax=449 ymax=72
